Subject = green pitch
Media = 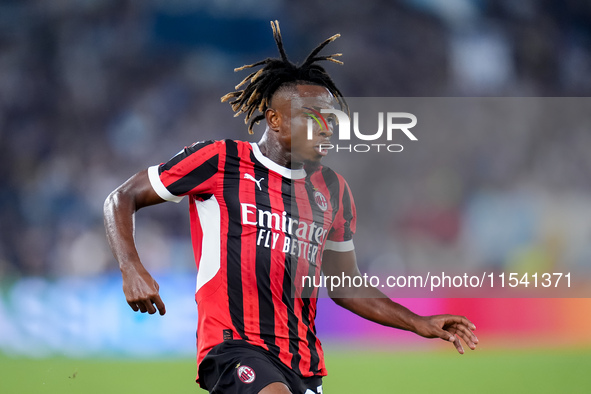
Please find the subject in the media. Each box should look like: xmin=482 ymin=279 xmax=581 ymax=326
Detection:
xmin=1 ymin=348 xmax=588 ymax=393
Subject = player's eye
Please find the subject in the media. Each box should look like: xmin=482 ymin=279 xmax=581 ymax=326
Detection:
xmin=305 ymin=113 xmax=319 ymax=122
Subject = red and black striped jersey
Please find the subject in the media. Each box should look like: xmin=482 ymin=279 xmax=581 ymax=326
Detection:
xmin=148 ymin=139 xmax=356 ymax=382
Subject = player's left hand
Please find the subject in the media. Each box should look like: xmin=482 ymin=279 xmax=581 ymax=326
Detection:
xmin=414 ymin=314 xmax=478 ymax=354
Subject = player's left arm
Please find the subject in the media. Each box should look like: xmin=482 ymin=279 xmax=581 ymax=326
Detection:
xmin=322 ymin=249 xmax=478 ymax=354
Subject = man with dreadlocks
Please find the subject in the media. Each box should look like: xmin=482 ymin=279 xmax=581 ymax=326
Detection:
xmin=104 ymin=21 xmax=478 ymax=394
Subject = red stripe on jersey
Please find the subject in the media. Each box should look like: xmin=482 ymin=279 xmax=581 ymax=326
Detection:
xmin=326 ymin=170 xmax=357 ymax=243
xmin=267 ymin=170 xmax=293 ymax=368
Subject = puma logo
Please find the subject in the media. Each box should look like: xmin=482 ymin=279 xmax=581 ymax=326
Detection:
xmin=244 ymin=173 xmax=264 ymax=191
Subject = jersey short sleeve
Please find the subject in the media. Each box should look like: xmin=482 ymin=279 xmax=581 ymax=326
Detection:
xmin=148 ymin=140 xmax=221 ymax=202
xmin=324 ymin=177 xmax=356 ymax=252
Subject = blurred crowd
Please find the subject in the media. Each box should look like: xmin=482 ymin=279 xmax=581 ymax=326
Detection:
xmin=1 ymin=0 xmax=591 ymax=278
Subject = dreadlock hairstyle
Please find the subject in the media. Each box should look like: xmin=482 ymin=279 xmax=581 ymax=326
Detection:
xmin=221 ymin=20 xmax=347 ymax=134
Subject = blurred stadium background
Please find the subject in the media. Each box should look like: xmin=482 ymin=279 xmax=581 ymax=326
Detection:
xmin=1 ymin=0 xmax=591 ymax=392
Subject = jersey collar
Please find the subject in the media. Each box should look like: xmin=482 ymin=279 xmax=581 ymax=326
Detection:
xmin=251 ymin=142 xmax=307 ymax=180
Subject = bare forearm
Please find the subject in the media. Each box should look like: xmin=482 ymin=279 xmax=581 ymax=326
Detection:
xmin=103 ymin=189 xmax=143 ymax=273
xmin=332 ymin=289 xmax=421 ymax=333
xmin=103 ymin=170 xmax=163 ymax=274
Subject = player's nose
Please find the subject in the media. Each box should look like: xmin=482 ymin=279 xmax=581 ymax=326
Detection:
xmin=320 ymin=124 xmax=333 ymax=138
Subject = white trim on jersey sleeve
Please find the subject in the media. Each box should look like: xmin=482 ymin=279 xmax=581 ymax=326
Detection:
xmin=195 ymin=195 xmax=221 ymax=293
xmin=324 ymin=239 xmax=355 ymax=252
xmin=251 ymin=142 xmax=307 ymax=180
xmin=147 ymin=165 xmax=184 ymax=203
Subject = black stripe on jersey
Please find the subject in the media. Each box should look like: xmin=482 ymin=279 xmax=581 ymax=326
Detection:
xmin=251 ymin=152 xmax=281 ymax=359
xmin=341 ymin=182 xmax=354 ymax=241
xmin=302 ymin=176 xmax=326 ymax=297
xmin=283 ymin=177 xmax=302 ymax=375
xmin=166 ymin=155 xmax=218 ymax=196
xmin=321 ymin=167 xmax=340 ymax=223
xmin=301 ymin=297 xmax=319 ymax=373
xmin=301 ymin=175 xmax=325 ymax=373
xmin=160 ymin=140 xmax=215 ymax=172
xmin=224 ymin=141 xmax=247 ymax=340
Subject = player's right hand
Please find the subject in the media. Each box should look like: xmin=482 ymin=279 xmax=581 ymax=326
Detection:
xmin=122 ymin=269 xmax=166 ymax=315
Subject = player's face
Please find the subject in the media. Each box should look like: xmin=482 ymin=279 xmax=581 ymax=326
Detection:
xmin=273 ymin=85 xmax=336 ymax=165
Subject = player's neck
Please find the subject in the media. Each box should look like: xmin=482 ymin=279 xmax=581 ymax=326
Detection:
xmin=257 ymin=133 xmax=304 ymax=170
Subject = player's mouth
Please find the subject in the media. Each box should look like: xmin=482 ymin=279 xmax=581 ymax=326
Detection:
xmin=314 ymin=141 xmax=332 ymax=156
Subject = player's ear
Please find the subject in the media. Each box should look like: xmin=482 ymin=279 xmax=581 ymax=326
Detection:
xmin=265 ymin=108 xmax=281 ymax=131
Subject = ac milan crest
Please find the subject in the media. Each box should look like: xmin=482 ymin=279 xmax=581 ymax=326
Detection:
xmin=237 ymin=365 xmax=256 ymax=384
xmin=314 ymin=190 xmax=328 ymax=211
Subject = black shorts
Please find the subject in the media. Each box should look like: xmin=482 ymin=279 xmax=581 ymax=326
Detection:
xmin=198 ymin=340 xmax=323 ymax=394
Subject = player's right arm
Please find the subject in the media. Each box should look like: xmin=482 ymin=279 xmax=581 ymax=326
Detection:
xmin=103 ymin=169 xmax=167 ymax=315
